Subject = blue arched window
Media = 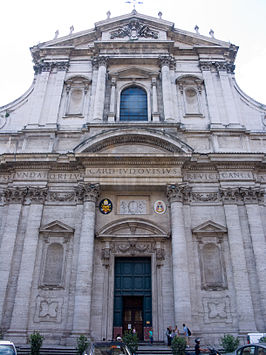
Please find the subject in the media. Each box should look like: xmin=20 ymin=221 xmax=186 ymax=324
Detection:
xmin=120 ymin=86 xmax=148 ymax=121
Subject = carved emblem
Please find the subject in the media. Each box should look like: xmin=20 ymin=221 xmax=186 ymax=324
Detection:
xmin=34 ymin=296 xmax=63 ymax=323
xmin=110 ymin=20 xmax=158 ymax=40
xmin=119 ymin=199 xmax=146 ymax=215
xmin=154 ymin=200 xmax=166 ymax=214
xmin=99 ymin=199 xmax=113 ymax=214
xmin=203 ymin=297 xmax=232 ymax=323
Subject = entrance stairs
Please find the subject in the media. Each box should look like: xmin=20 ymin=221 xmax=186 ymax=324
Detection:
xmin=136 ymin=343 xmax=172 ymax=354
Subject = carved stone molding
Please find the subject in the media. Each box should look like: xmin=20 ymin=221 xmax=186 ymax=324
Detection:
xmin=220 ymin=187 xmax=264 ymax=204
xmin=101 ymin=247 xmax=111 ymax=268
xmin=47 ymin=191 xmax=76 ymax=203
xmin=199 ymin=61 xmax=235 ymax=74
xmin=75 ymin=183 xmax=100 ymax=203
xmin=219 ymin=187 xmax=241 ymax=204
xmin=34 ymin=61 xmax=69 ymax=74
xmin=239 ymin=187 xmax=264 ymax=204
xmin=166 ymin=183 xmax=191 ymax=203
xmin=110 ymin=20 xmax=159 ymax=40
xmin=190 ymin=191 xmax=220 ymax=203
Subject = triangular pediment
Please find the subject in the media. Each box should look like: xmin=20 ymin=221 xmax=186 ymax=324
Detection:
xmin=40 ymin=220 xmax=74 ymax=234
xmin=192 ymin=220 xmax=227 ymax=234
xmin=32 ymin=11 xmax=233 ymax=55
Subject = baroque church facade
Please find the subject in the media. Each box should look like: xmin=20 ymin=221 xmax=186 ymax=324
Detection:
xmin=0 ymin=10 xmax=265 ymax=346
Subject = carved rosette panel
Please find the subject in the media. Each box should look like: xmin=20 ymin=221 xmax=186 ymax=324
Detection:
xmin=166 ymin=184 xmax=191 ymax=203
xmin=202 ymin=297 xmax=232 ymax=324
xmin=74 ymin=183 xmax=100 ymax=203
xmin=34 ymin=296 xmax=64 ymax=323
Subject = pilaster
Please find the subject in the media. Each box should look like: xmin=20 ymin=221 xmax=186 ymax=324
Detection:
xmin=166 ymin=184 xmax=192 ymax=325
xmin=240 ymin=187 xmax=266 ymax=328
xmin=151 ymin=77 xmax=160 ymax=122
xmin=108 ymin=78 xmax=116 ymax=122
xmin=93 ymin=57 xmax=108 ymax=121
xmin=220 ymin=187 xmax=256 ymax=331
xmin=9 ymin=187 xmax=48 ymax=334
xmin=160 ymin=56 xmax=174 ymax=121
xmin=73 ymin=183 xmax=100 ymax=333
xmin=0 ymin=187 xmax=27 ymax=322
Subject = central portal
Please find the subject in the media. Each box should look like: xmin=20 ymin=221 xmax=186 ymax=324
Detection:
xmin=114 ymin=257 xmax=152 ymax=340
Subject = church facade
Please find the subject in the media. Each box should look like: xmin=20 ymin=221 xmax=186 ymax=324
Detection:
xmin=0 ymin=11 xmax=265 ymax=346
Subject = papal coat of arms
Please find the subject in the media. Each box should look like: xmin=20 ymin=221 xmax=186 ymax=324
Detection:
xmin=154 ymin=200 xmax=166 ymax=214
xmin=99 ymin=199 xmax=113 ymax=214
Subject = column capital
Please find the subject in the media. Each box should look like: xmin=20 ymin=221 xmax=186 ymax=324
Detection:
xmin=92 ymin=56 xmax=109 ymax=69
xmin=166 ymin=183 xmax=191 ymax=203
xmin=75 ymin=183 xmax=100 ymax=203
xmin=4 ymin=186 xmax=28 ymax=204
xmin=220 ymin=187 xmax=241 ymax=204
xmin=159 ymin=55 xmax=175 ymax=69
xmin=25 ymin=187 xmax=48 ymax=204
xmin=240 ymin=187 xmax=264 ymax=205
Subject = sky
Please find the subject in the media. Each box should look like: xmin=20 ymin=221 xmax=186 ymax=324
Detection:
xmin=0 ymin=0 xmax=266 ymax=107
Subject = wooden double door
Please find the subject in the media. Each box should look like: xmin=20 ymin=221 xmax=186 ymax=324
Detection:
xmin=123 ymin=296 xmax=143 ymax=339
xmin=114 ymin=257 xmax=152 ymax=341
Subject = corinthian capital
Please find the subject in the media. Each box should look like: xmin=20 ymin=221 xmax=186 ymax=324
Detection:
xmin=4 ymin=186 xmax=28 ymax=204
xmin=240 ymin=187 xmax=264 ymax=204
xmin=166 ymin=183 xmax=191 ymax=203
xmin=26 ymin=187 xmax=48 ymax=204
xmin=75 ymin=183 xmax=100 ymax=203
xmin=92 ymin=56 xmax=109 ymax=69
xmin=159 ymin=55 xmax=175 ymax=69
xmin=219 ymin=187 xmax=241 ymax=204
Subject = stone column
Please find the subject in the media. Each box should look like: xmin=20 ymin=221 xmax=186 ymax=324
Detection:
xmin=93 ymin=57 xmax=108 ymax=121
xmin=151 ymin=77 xmax=160 ymax=122
xmin=160 ymin=56 xmax=174 ymax=121
xmin=108 ymin=78 xmax=116 ymax=122
xmin=9 ymin=187 xmax=47 ymax=334
xmin=199 ymin=61 xmax=221 ymax=128
xmin=240 ymin=187 xmax=266 ymax=328
xmin=45 ymin=61 xmax=69 ymax=128
xmin=216 ymin=62 xmax=241 ymax=127
xmin=166 ymin=184 xmax=192 ymax=324
xmin=27 ymin=63 xmax=51 ymax=128
xmin=73 ymin=183 xmax=100 ymax=333
xmin=0 ymin=187 xmax=27 ymax=321
xmin=220 ymin=188 xmax=256 ymax=331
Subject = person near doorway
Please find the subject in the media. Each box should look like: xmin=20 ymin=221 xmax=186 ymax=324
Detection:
xmin=149 ymin=329 xmax=153 ymax=345
xmin=132 ymin=327 xmax=136 ymax=335
xmin=183 ymin=323 xmax=191 ymax=347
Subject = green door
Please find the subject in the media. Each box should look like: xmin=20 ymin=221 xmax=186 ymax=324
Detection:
xmin=114 ymin=257 xmax=152 ymax=340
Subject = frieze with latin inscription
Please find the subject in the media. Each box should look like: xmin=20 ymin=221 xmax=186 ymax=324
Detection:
xmin=86 ymin=167 xmax=180 ymax=177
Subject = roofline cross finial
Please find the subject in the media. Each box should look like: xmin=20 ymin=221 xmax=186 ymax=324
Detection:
xmin=125 ymin=0 xmax=143 ymax=11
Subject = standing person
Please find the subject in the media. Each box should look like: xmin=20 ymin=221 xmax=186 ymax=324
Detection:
xmin=149 ymin=328 xmax=153 ymax=345
xmin=166 ymin=326 xmax=172 ymax=346
xmin=183 ymin=323 xmax=191 ymax=347
xmin=173 ymin=325 xmax=179 ymax=337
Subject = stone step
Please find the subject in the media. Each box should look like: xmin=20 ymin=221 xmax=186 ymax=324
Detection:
xmin=17 ymin=345 xmax=77 ymax=355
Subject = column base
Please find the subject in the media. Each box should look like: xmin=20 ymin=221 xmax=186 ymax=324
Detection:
xmin=107 ymin=113 xmax=116 ymax=122
xmin=152 ymin=113 xmax=160 ymax=122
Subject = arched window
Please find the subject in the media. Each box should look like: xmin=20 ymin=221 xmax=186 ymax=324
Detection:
xmin=120 ymin=86 xmax=148 ymax=121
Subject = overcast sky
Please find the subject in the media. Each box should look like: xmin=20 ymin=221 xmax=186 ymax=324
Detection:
xmin=0 ymin=0 xmax=265 ymax=107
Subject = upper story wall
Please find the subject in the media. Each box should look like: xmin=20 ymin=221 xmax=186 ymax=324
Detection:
xmin=0 ymin=11 xmax=265 ymax=155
